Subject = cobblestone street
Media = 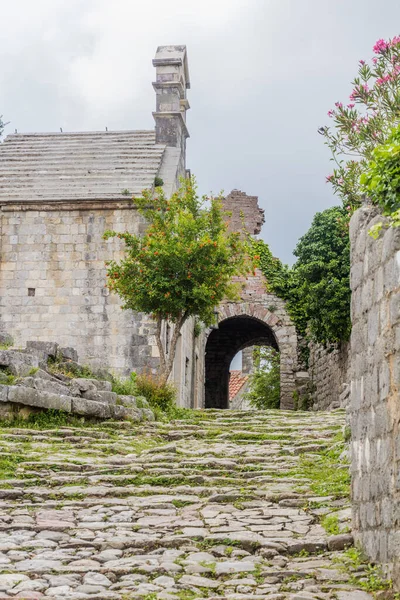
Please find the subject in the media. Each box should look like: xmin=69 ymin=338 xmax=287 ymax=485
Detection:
xmin=0 ymin=410 xmax=377 ymax=599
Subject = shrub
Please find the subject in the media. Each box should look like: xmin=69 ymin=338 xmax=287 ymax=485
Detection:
xmin=321 ymin=35 xmax=400 ymax=210
xmin=360 ymin=124 xmax=400 ymax=217
xmin=111 ymin=372 xmax=138 ymax=396
xmin=244 ymin=347 xmax=280 ymax=410
xmin=135 ymin=372 xmax=177 ymax=413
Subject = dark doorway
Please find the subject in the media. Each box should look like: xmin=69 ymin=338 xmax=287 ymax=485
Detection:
xmin=205 ymin=315 xmax=279 ymax=409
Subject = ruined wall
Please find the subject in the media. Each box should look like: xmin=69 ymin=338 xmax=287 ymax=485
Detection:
xmin=309 ymin=341 xmax=350 ymax=411
xmin=349 ymin=206 xmax=400 ymax=586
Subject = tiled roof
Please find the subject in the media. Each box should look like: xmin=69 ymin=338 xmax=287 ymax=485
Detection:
xmin=0 ymin=130 xmax=166 ymax=203
xmin=229 ymin=370 xmax=249 ymax=401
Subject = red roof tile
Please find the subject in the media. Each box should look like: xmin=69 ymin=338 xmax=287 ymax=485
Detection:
xmin=229 ymin=370 xmax=249 ymax=401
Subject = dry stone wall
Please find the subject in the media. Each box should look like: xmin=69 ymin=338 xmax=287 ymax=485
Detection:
xmin=309 ymin=341 xmax=350 ymax=411
xmin=349 ymin=206 xmax=400 ymax=587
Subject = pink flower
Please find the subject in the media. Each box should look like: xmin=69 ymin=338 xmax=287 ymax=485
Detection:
xmin=326 ymin=174 xmax=333 ymax=183
xmin=347 ymin=205 xmax=351 ymax=210
xmin=359 ymin=59 xmax=365 ymax=65
xmin=372 ymin=57 xmax=378 ymax=64
xmin=335 ymin=101 xmax=343 ymax=109
xmin=373 ymin=39 xmax=389 ymax=54
xmin=347 ymin=103 xmax=355 ymax=109
xmin=338 ymin=178 xmax=344 ymax=185
xmin=327 ymin=110 xmax=335 ymax=117
xmin=391 ymin=35 xmax=400 ymax=46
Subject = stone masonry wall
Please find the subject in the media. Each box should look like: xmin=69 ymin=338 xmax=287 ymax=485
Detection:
xmin=349 ymin=206 xmax=400 ymax=586
xmin=0 ymin=206 xmax=154 ymax=374
xmin=309 ymin=341 xmax=350 ymax=411
xmin=0 ymin=205 xmax=199 ymax=409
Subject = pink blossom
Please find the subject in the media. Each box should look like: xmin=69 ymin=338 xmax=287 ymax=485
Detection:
xmin=359 ymin=59 xmax=365 ymax=65
xmin=376 ymin=74 xmax=390 ymax=86
xmin=373 ymin=39 xmax=389 ymax=54
xmin=391 ymin=35 xmax=400 ymax=46
xmin=327 ymin=110 xmax=335 ymax=117
xmin=338 ymin=178 xmax=344 ymax=185
xmin=347 ymin=205 xmax=351 ymax=210
xmin=372 ymin=57 xmax=378 ymax=65
xmin=347 ymin=103 xmax=355 ymax=109
xmin=335 ymin=101 xmax=343 ymax=109
xmin=326 ymin=174 xmax=333 ymax=183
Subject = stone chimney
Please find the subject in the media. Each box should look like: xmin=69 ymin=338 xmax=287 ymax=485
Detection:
xmin=152 ymin=45 xmax=190 ymax=152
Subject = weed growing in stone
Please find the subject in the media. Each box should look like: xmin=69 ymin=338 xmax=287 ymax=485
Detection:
xmin=335 ymin=547 xmax=396 ymax=593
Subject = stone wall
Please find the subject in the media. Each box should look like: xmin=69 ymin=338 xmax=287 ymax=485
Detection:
xmin=0 ymin=205 xmax=198 ymax=408
xmin=349 ymin=206 xmax=400 ymax=586
xmin=0 ymin=205 xmax=153 ymax=373
xmin=309 ymin=341 xmax=350 ymax=411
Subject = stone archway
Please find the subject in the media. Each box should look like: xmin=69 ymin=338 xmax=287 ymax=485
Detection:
xmin=204 ymin=300 xmax=298 ymax=410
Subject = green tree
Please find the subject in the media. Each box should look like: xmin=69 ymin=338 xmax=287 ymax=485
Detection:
xmin=104 ymin=178 xmax=251 ymax=383
xmin=292 ymin=206 xmax=351 ymax=345
xmin=255 ymin=207 xmax=350 ymax=346
xmin=245 ymin=346 xmax=280 ymax=410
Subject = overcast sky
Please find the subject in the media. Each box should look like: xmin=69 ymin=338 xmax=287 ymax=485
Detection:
xmin=1 ymin=0 xmax=399 ymax=263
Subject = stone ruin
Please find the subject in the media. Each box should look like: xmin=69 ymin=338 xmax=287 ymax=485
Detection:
xmin=0 ymin=341 xmax=154 ymax=422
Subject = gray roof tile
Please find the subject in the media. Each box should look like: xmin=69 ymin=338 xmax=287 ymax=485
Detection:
xmin=0 ymin=130 xmax=166 ymax=202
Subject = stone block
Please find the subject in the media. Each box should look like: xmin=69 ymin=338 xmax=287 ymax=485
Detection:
xmin=141 ymin=408 xmax=155 ymax=421
xmin=60 ymin=347 xmax=78 ymax=362
xmin=327 ymin=534 xmax=354 ymax=551
xmin=26 ymin=340 xmax=59 ymax=358
xmin=70 ymin=378 xmax=97 ymax=395
xmin=110 ymin=405 xmax=141 ymax=421
xmin=84 ymin=378 xmax=112 ymax=392
xmin=119 ymin=395 xmax=137 ymax=408
xmin=8 ymin=387 xmax=71 ymax=412
xmin=82 ymin=390 xmax=117 ymax=405
xmin=71 ymin=398 xmax=111 ymax=418
xmin=0 ymin=385 xmax=9 ymax=403
xmin=22 ymin=376 xmax=71 ymax=397
xmin=0 ymin=350 xmax=39 ymax=377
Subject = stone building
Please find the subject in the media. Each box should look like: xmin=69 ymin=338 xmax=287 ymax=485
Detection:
xmin=0 ymin=45 xmax=299 ymax=409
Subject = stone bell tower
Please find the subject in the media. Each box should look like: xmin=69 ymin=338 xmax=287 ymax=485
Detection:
xmin=152 ymin=45 xmax=190 ymax=164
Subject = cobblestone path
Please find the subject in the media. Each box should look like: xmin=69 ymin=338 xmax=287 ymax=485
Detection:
xmin=0 ymin=410 xmax=376 ymax=599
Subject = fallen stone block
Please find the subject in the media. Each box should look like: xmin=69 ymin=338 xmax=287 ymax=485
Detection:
xmin=0 ymin=385 xmax=9 ymax=403
xmin=141 ymin=408 xmax=155 ymax=421
xmin=8 ymin=387 xmax=72 ymax=412
xmin=118 ymin=395 xmax=137 ymax=408
xmin=59 ymin=346 xmax=79 ymax=362
xmin=26 ymin=341 xmax=59 ymax=359
xmin=71 ymin=398 xmax=111 ymax=418
xmin=20 ymin=376 xmax=71 ymax=397
xmin=70 ymin=378 xmax=97 ymax=395
xmin=0 ymin=350 xmax=40 ymax=377
xmin=85 ymin=378 xmax=113 ymax=392
xmin=82 ymin=390 xmax=117 ymax=405
xmin=111 ymin=405 xmax=141 ymax=421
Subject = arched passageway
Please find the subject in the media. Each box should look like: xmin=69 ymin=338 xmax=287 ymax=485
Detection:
xmin=205 ymin=316 xmax=279 ymax=409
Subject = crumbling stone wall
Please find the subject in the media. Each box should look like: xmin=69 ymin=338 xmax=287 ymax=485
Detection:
xmin=349 ymin=206 xmax=400 ymax=586
xmin=309 ymin=341 xmax=350 ymax=411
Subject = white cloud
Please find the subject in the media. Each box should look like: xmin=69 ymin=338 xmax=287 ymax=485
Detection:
xmin=1 ymin=0 xmax=400 ymax=261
